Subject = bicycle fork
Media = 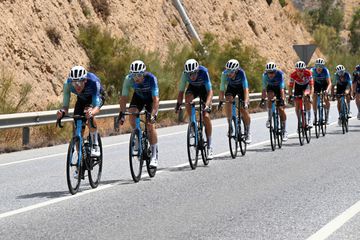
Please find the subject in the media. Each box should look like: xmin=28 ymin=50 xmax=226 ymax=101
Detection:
xmin=190 ymin=104 xmax=199 ymax=146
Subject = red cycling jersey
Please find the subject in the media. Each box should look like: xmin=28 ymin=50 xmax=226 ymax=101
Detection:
xmin=289 ymin=69 xmax=314 ymax=87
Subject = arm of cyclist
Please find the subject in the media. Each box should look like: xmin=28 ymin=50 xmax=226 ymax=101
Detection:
xmin=57 ymin=82 xmax=70 ymax=120
xmin=218 ymin=90 xmax=225 ymax=110
xmin=175 ymin=91 xmax=184 ymax=113
xmin=204 ymin=89 xmax=213 ymax=113
xmin=151 ymin=96 xmax=160 ymax=123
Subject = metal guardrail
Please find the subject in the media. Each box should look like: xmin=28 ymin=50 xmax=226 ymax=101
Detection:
xmin=0 ymin=93 xmax=262 ymax=145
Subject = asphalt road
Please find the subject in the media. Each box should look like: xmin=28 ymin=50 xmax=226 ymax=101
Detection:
xmin=1 ymin=102 xmax=360 ymax=240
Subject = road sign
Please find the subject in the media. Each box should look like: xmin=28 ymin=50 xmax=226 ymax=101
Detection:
xmin=293 ymin=44 xmax=317 ymax=65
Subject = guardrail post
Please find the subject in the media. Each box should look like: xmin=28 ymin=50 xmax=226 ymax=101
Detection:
xmin=22 ymin=127 xmax=30 ymax=146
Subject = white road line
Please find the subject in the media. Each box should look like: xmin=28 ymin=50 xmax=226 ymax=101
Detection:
xmin=0 ymin=184 xmax=114 ymax=220
xmin=0 ymin=135 xmax=276 ymax=219
xmin=306 ymin=200 xmax=360 ymax=240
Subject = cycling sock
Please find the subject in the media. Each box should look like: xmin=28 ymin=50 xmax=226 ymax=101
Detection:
xmin=91 ymin=131 xmax=98 ymax=145
xmin=151 ymin=144 xmax=158 ymax=158
xmin=348 ymin=103 xmax=351 ymax=113
xmin=306 ymin=110 xmax=311 ymax=122
xmin=281 ymin=121 xmax=286 ymax=132
xmin=207 ymin=136 xmax=212 ymax=148
xmin=245 ymin=125 xmax=250 ymax=135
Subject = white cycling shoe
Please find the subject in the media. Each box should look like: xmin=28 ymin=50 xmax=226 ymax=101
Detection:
xmin=207 ymin=147 xmax=214 ymax=160
xmin=150 ymin=156 xmax=158 ymax=168
xmin=91 ymin=145 xmax=101 ymax=157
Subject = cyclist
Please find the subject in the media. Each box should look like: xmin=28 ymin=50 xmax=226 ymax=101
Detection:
xmin=331 ymin=65 xmax=352 ymax=126
xmin=288 ymin=61 xmax=314 ymax=127
xmin=218 ymin=59 xmax=252 ymax=143
xmin=260 ymin=62 xmax=287 ymax=141
xmin=118 ymin=60 xmax=160 ymax=168
xmin=352 ymin=64 xmax=360 ymax=119
xmin=311 ymin=58 xmax=332 ymax=125
xmin=57 ymin=66 xmax=105 ymax=158
xmin=175 ymin=59 xmax=214 ymax=159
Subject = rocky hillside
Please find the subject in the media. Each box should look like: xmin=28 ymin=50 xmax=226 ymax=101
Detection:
xmin=0 ymin=0 xmax=317 ymax=110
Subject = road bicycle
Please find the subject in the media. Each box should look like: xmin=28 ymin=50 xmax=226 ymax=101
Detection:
xmin=337 ymin=93 xmax=350 ymax=134
xmin=124 ymin=111 xmax=157 ymax=182
xmin=294 ymin=95 xmax=311 ymax=146
xmin=314 ymin=91 xmax=327 ymax=138
xmin=186 ymin=99 xmax=209 ymax=169
xmin=227 ymin=98 xmax=247 ymax=158
xmin=268 ymin=98 xmax=283 ymax=151
xmin=57 ymin=115 xmax=103 ymax=195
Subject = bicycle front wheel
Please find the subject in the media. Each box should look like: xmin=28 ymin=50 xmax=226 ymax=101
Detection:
xmin=129 ymin=130 xmax=143 ymax=182
xmin=269 ymin=118 xmax=276 ymax=151
xmin=298 ymin=110 xmax=305 ymax=146
xmin=145 ymin=136 xmax=157 ymax=178
xmin=305 ymin=123 xmax=311 ymax=144
xmin=88 ymin=135 xmax=103 ymax=189
xmin=66 ymin=137 xmax=81 ymax=195
xmin=238 ymin=119 xmax=247 ymax=156
xmin=199 ymin=123 xmax=209 ymax=166
xmin=187 ymin=122 xmax=198 ymax=170
xmin=314 ymin=110 xmax=320 ymax=138
xmin=276 ymin=114 xmax=283 ymax=149
xmin=228 ymin=117 xmax=238 ymax=158
xmin=321 ymin=106 xmax=327 ymax=136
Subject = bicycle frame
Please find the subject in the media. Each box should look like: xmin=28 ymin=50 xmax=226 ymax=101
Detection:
xmin=73 ymin=118 xmax=84 ymax=170
xmin=189 ymin=102 xmax=199 ymax=146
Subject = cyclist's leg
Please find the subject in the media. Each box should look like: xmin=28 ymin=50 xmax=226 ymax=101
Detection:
xmin=129 ymin=93 xmax=143 ymax=129
xmin=73 ymin=97 xmax=87 ymax=152
xmin=275 ymin=87 xmax=287 ymax=133
xmin=88 ymin=94 xmax=105 ymax=156
xmin=323 ymin=83 xmax=330 ymax=123
xmin=185 ymin=85 xmax=196 ymax=119
xmin=200 ymin=86 xmax=212 ymax=147
xmin=144 ymin=102 xmax=158 ymax=165
xmin=304 ymin=84 xmax=312 ymax=125
xmin=266 ymin=87 xmax=275 ymax=126
xmin=238 ymin=87 xmax=251 ymax=141
xmin=313 ymin=83 xmax=320 ymax=114
xmin=294 ymin=83 xmax=302 ymax=118
xmin=225 ymin=85 xmax=235 ymax=121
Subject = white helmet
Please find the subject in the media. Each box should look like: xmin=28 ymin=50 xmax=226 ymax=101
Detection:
xmin=130 ymin=60 xmax=146 ymax=73
xmin=336 ymin=65 xmax=345 ymax=74
xmin=295 ymin=61 xmax=306 ymax=70
xmin=225 ymin=59 xmax=240 ymax=71
xmin=184 ymin=59 xmax=199 ymax=73
xmin=315 ymin=58 xmax=325 ymax=66
xmin=265 ymin=62 xmax=277 ymax=72
xmin=69 ymin=66 xmax=87 ymax=81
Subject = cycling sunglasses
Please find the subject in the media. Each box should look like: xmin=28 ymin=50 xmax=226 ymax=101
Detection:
xmin=315 ymin=64 xmax=324 ymax=69
xmin=132 ymin=72 xmax=145 ymax=78
xmin=71 ymin=79 xmax=85 ymax=87
xmin=187 ymin=71 xmax=198 ymax=77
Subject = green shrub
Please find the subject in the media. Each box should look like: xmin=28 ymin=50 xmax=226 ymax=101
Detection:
xmin=279 ymin=0 xmax=287 ymax=8
xmin=349 ymin=8 xmax=360 ymax=54
xmin=0 ymin=67 xmax=32 ymax=114
xmin=46 ymin=27 xmax=62 ymax=46
xmin=307 ymin=0 xmax=344 ymax=32
xmin=77 ymin=25 xmax=265 ymax=102
xmin=90 ymin=0 xmax=110 ymax=22
xmin=313 ymin=25 xmax=341 ymax=53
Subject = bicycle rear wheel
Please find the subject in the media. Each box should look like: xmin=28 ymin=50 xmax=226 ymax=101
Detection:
xmin=129 ymin=130 xmax=143 ymax=182
xmin=276 ymin=114 xmax=283 ymax=149
xmin=305 ymin=123 xmax=311 ymax=143
xmin=321 ymin=106 xmax=327 ymax=136
xmin=145 ymin=134 xmax=157 ymax=178
xmin=298 ymin=110 xmax=305 ymax=146
xmin=187 ymin=122 xmax=198 ymax=170
xmin=66 ymin=137 xmax=81 ymax=195
xmin=238 ymin=119 xmax=247 ymax=156
xmin=228 ymin=117 xmax=238 ymax=158
xmin=199 ymin=123 xmax=209 ymax=166
xmin=269 ymin=116 xmax=276 ymax=151
xmin=314 ymin=110 xmax=320 ymax=138
xmin=88 ymin=135 xmax=103 ymax=188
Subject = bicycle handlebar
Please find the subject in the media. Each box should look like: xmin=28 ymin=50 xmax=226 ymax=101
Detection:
xmin=56 ymin=115 xmax=89 ymax=128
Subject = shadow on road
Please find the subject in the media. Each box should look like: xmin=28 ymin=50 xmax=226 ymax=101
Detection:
xmin=17 ymin=191 xmax=69 ymax=199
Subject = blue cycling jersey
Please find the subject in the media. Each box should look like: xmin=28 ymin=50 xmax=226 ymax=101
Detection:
xmin=220 ymin=68 xmax=249 ymax=91
xmin=261 ymin=70 xmax=284 ymax=89
xmin=311 ymin=67 xmax=330 ymax=84
xmin=121 ymin=71 xmax=159 ymax=99
xmin=179 ymin=65 xmax=212 ymax=92
xmin=63 ymin=72 xmax=104 ymax=108
xmin=333 ymin=71 xmax=352 ymax=87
